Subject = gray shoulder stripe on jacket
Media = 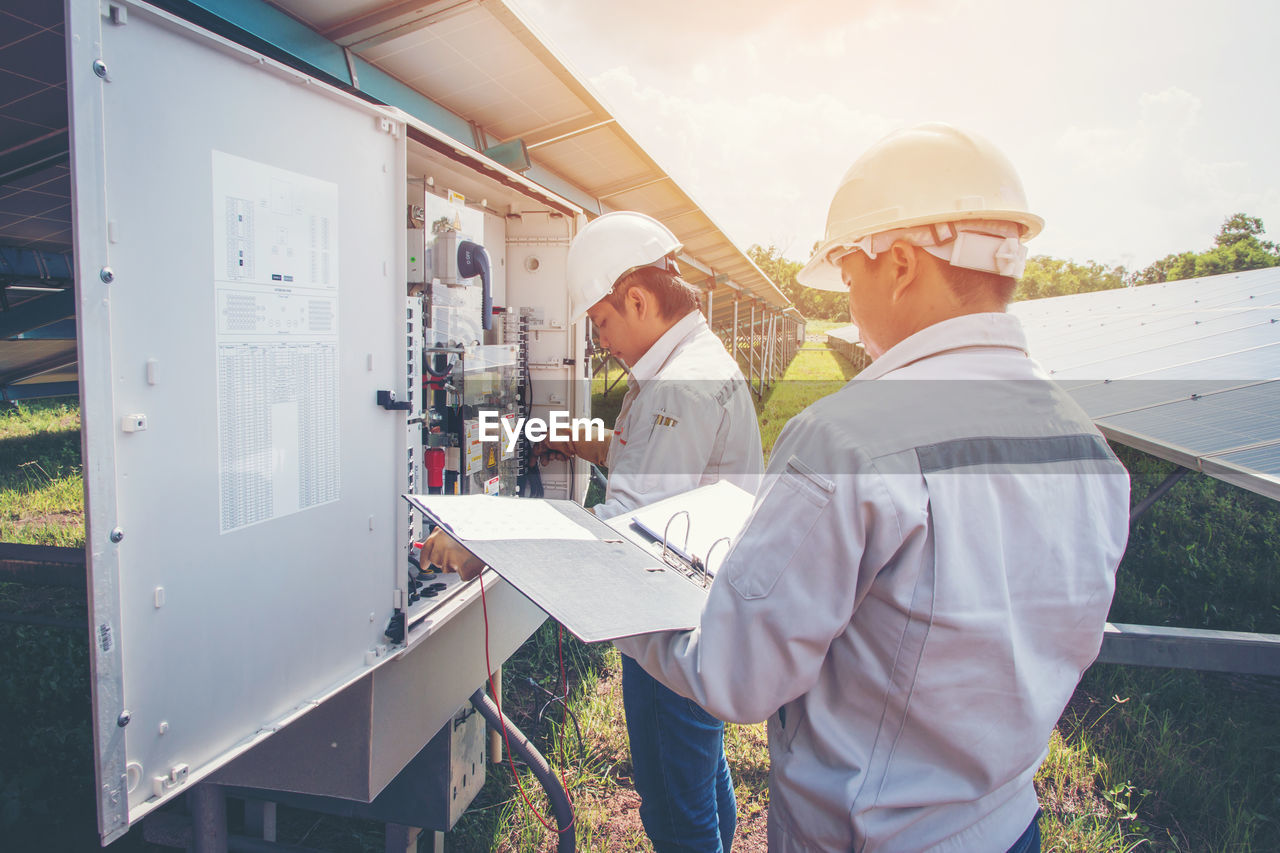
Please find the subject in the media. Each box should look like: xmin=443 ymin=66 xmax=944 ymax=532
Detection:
xmin=915 ymin=434 xmax=1115 ymax=473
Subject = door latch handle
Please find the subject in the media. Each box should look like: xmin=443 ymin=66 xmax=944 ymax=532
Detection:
xmin=376 ymin=390 xmax=412 ymax=411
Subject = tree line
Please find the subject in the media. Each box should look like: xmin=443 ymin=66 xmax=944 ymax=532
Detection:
xmin=751 ymin=213 xmax=1280 ymax=322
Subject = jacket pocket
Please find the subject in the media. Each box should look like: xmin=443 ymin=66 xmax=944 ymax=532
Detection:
xmin=770 ymin=701 xmax=808 ymax=755
xmin=726 ymin=455 xmax=833 ymax=600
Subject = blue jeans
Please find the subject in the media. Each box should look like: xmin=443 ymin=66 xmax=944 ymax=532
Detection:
xmin=1006 ymin=812 xmax=1041 ymax=853
xmin=621 ymin=654 xmax=736 ymax=852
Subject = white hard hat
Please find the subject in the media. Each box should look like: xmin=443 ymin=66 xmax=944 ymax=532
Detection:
xmin=567 ymin=211 xmax=682 ymax=324
xmin=797 ymin=123 xmax=1044 ymax=291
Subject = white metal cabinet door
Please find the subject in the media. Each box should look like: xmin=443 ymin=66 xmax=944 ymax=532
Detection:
xmin=68 ymin=3 xmax=408 ymax=842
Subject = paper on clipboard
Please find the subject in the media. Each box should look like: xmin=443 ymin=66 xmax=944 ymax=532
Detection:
xmin=407 ymin=493 xmax=595 ymax=541
xmin=616 ymin=481 xmax=756 ymax=576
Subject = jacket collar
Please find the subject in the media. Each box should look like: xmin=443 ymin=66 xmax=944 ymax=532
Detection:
xmin=857 ymin=312 xmax=1029 ymax=381
xmin=628 ymin=310 xmax=705 ymax=386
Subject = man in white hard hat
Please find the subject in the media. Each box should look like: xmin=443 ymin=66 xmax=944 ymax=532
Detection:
xmin=612 ymin=124 xmax=1131 ymax=851
xmin=423 ymin=210 xmax=763 ymax=852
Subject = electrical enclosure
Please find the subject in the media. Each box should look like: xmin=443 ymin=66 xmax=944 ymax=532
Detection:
xmin=66 ymin=2 xmax=587 ymax=843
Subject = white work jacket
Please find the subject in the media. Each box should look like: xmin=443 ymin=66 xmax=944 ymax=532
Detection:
xmin=616 ymin=313 xmax=1131 ymax=852
xmin=594 ymin=310 xmax=763 ymax=521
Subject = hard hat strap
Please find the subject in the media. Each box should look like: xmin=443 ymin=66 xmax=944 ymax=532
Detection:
xmin=920 ymin=229 xmax=1027 ymax=278
xmin=829 ymin=220 xmax=1026 ymax=278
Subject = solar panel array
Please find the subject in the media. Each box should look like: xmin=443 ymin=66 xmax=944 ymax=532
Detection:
xmin=1011 ymin=267 xmax=1280 ymax=500
xmin=1 ymin=0 xmax=71 ymax=253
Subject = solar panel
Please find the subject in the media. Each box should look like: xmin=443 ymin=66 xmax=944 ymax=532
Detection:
xmin=0 ymin=0 xmax=75 ymax=401
xmin=1011 ymin=268 xmax=1280 ymax=500
xmin=1066 ymin=380 xmax=1245 ymax=419
xmin=1099 ymin=382 xmax=1280 ymax=456
xmin=1210 ymin=444 xmax=1280 ymax=477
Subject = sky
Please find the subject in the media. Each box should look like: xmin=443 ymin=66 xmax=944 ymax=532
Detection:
xmin=510 ymin=0 xmax=1279 ymax=271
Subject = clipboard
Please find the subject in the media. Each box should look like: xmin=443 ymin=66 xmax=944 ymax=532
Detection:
xmin=403 ymin=483 xmax=755 ymax=644
xmin=615 ymin=481 xmax=756 ymax=583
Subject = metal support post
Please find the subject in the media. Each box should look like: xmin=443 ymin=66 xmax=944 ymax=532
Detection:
xmin=749 ymin=301 xmax=758 ymax=395
xmin=386 ymin=824 xmax=434 ymax=853
xmin=768 ymin=312 xmax=778 ymax=382
xmin=190 ymin=785 xmax=228 ymax=853
xmin=243 ymin=800 xmax=277 ymax=842
xmin=732 ymin=295 xmax=740 ymax=368
xmin=756 ymin=305 xmax=765 ymax=395
xmin=768 ymin=312 xmax=778 ymax=376
xmin=762 ymin=310 xmax=771 ymax=385
xmin=765 ymin=311 xmax=775 ymax=385
xmin=1129 ymin=467 xmax=1190 ymax=525
xmin=489 ymin=665 xmax=503 ymax=763
xmin=761 ymin=310 xmax=768 ymax=386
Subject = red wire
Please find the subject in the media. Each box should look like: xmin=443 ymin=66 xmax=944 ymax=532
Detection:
xmin=479 ymin=571 xmax=575 ymax=835
xmin=558 ymin=623 xmax=570 ymax=795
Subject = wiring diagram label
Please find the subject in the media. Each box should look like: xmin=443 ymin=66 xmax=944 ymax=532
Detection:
xmin=212 ymin=151 xmax=341 ymax=532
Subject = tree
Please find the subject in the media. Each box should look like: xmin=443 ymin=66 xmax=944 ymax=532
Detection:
xmin=1015 ymin=256 xmax=1128 ymax=301
xmin=1130 ymin=252 xmax=1197 ymax=286
xmin=748 ymin=244 xmax=848 ymax=321
xmin=1214 ymin=213 xmax=1275 ymax=251
xmin=1134 ymin=213 xmax=1280 ymax=284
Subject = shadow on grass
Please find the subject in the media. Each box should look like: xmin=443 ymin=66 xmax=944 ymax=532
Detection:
xmin=0 ymin=620 xmax=103 ymax=852
xmin=0 ymin=429 xmax=82 ymax=492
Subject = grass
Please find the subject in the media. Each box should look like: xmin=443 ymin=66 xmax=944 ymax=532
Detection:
xmin=798 ymin=318 xmax=850 ymax=339
xmin=749 ymin=346 xmax=858 ymax=458
xmin=448 ymin=627 xmax=772 ymax=852
xmin=4 ymin=352 xmax=1280 ymax=850
xmin=0 ymin=398 xmax=84 ymax=547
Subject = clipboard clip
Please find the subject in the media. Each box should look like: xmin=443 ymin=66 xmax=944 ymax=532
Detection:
xmin=660 ymin=510 xmax=690 ymax=572
xmin=661 ymin=512 xmax=732 ymax=589
xmin=699 ymin=536 xmax=732 ymax=587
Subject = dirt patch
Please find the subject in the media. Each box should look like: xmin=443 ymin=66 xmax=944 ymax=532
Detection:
xmin=6 ymin=509 xmax=82 ymax=528
xmin=590 ymin=787 xmax=648 ymax=851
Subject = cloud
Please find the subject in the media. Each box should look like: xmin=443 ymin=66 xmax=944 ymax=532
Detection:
xmin=512 ymin=0 xmax=1280 ymax=272
xmin=590 ymin=67 xmax=899 ymax=261
xmin=1040 ymin=86 xmax=1278 ymax=268
xmin=515 ymin=0 xmax=958 ymax=82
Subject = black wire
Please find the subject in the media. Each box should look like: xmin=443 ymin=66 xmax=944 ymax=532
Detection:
xmin=527 ymin=676 xmax=586 ymax=770
xmin=423 ymin=356 xmax=456 ymax=379
xmin=520 ymin=462 xmax=545 ymax=499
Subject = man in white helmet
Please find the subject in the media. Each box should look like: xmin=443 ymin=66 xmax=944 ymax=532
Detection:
xmin=423 ymin=210 xmax=763 ymax=852
xmin=612 ymin=124 xmax=1131 ymax=851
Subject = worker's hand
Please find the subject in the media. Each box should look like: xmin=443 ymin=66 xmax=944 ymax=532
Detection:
xmin=530 ymin=435 xmax=578 ymax=467
xmin=420 ymin=528 xmax=486 ymax=582
xmin=531 ymin=433 xmax=612 ymax=467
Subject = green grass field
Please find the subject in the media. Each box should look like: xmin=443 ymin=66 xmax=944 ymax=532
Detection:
xmin=3 ymin=349 xmax=1279 ymax=851
xmin=0 ymin=398 xmax=84 ymax=547
xmin=797 ymin=318 xmax=850 ymax=339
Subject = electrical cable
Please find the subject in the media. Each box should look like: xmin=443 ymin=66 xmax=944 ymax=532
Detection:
xmin=475 ymin=572 xmax=575 ymax=846
xmin=423 ymin=356 xmax=456 ymax=379
xmin=528 ymin=676 xmax=586 ymax=770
